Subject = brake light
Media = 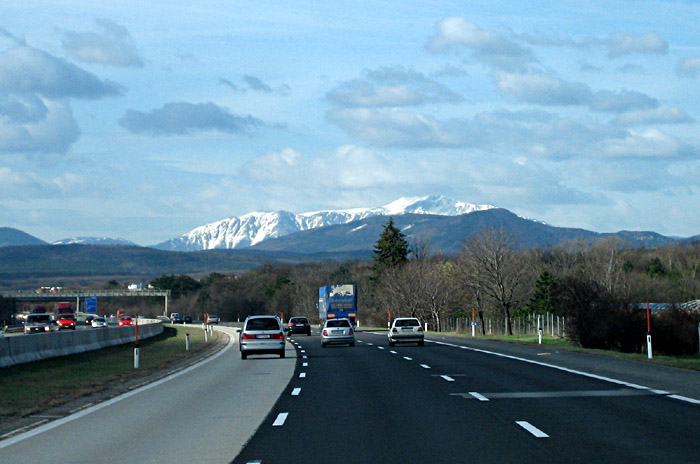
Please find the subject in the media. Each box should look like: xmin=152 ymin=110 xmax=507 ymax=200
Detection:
xmin=241 ymin=333 xmax=256 ymax=340
xmin=288 ymin=322 xmax=293 ymax=326
xmin=271 ymin=332 xmax=285 ymax=339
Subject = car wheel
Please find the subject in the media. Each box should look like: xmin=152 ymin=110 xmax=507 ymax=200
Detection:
xmin=306 ymin=331 xmax=311 ymax=336
xmin=388 ymin=340 xmax=395 ymax=347
xmin=280 ymin=350 xmax=285 ymax=359
xmin=241 ymin=351 xmax=247 ymax=360
xmin=350 ymin=341 xmax=355 ymax=347
xmin=418 ymin=340 xmax=424 ymax=346
xmin=321 ymin=342 xmax=326 ymax=348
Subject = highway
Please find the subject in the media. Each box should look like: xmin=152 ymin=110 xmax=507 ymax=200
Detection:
xmin=234 ymin=330 xmax=700 ymax=464
xmin=1 ymin=328 xmax=699 ymax=463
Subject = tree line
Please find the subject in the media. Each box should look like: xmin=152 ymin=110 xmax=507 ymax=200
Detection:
xmin=133 ymin=220 xmax=700 ymax=355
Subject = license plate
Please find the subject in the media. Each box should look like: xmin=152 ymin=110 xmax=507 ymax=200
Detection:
xmin=402 ymin=328 xmax=414 ymax=332
xmin=295 ymin=324 xmax=304 ymax=327
xmin=256 ymin=334 xmax=270 ymax=339
xmin=332 ymin=330 xmax=344 ymax=335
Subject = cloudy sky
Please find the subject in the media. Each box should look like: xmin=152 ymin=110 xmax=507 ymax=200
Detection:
xmin=2 ymin=1 xmax=699 ymax=245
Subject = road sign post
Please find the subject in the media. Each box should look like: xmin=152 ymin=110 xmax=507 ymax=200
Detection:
xmin=646 ymin=302 xmax=653 ymax=359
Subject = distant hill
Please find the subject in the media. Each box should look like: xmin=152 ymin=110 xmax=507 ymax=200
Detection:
xmin=0 ymin=227 xmax=47 ymax=247
xmin=250 ymin=209 xmax=679 ymax=254
xmin=52 ymin=237 xmax=138 ymax=246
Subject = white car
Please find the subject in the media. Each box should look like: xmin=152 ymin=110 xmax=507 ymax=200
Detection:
xmin=388 ymin=317 xmax=424 ymax=346
xmin=91 ymin=317 xmax=108 ymax=328
xmin=208 ymin=315 xmax=220 ymax=324
xmin=321 ymin=318 xmax=355 ymax=348
xmin=238 ymin=315 xmax=286 ymax=360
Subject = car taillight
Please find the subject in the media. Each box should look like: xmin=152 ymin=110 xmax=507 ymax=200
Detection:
xmin=288 ymin=322 xmax=293 ymax=326
xmin=349 ymin=328 xmax=354 ymax=335
xmin=417 ymin=327 xmax=423 ymax=332
xmin=271 ymin=332 xmax=284 ymax=339
xmin=392 ymin=328 xmax=398 ymax=333
xmin=305 ymin=322 xmax=310 ymax=326
xmin=241 ymin=333 xmax=256 ymax=340
xmin=322 ymin=329 xmax=328 ymax=336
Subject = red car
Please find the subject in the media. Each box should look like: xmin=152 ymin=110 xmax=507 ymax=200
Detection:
xmin=55 ymin=313 xmax=76 ymax=330
xmin=118 ymin=316 xmax=133 ymax=326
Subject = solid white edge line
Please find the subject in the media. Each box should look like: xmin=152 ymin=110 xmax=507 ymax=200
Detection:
xmin=430 ymin=340 xmax=698 ymax=403
xmin=516 ymin=421 xmax=549 ymax=438
xmin=469 ymin=392 xmax=490 ymax=402
xmin=0 ymin=332 xmax=236 ymax=450
xmin=273 ymin=413 xmax=288 ymax=426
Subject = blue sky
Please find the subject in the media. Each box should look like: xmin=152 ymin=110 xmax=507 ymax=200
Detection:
xmin=2 ymin=1 xmax=699 ymax=245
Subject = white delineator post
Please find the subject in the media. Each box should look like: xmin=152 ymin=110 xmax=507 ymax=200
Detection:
xmin=134 ymin=317 xmax=140 ymax=369
xmin=646 ymin=303 xmax=653 ymax=359
xmin=186 ymin=333 xmax=190 ymax=351
xmin=538 ymin=315 xmax=542 ymax=345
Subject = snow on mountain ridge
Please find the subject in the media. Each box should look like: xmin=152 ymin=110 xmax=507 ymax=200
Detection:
xmin=154 ymin=195 xmax=495 ymax=251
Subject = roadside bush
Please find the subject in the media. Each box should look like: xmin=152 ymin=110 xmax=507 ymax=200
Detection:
xmin=561 ymin=277 xmax=645 ymax=352
xmin=652 ymin=307 xmax=700 ymax=355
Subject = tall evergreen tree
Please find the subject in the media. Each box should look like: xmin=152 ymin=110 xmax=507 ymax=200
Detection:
xmin=371 ymin=217 xmax=409 ymax=281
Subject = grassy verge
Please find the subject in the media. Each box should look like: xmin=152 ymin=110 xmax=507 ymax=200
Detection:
xmin=432 ymin=331 xmax=700 ymax=371
xmin=0 ymin=325 xmax=225 ymax=418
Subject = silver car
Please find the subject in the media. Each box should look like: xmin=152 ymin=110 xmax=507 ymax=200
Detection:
xmin=321 ymin=318 xmax=355 ymax=347
xmin=388 ymin=317 xmax=424 ymax=346
xmin=238 ymin=315 xmax=286 ymax=359
xmin=91 ymin=317 xmax=108 ymax=328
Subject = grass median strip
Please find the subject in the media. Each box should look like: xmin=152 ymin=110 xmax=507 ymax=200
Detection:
xmin=0 ymin=326 xmax=224 ymax=419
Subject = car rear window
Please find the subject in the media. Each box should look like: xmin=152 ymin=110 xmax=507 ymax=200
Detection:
xmin=326 ymin=320 xmax=350 ymax=327
xmin=28 ymin=315 xmax=51 ymax=323
xmin=396 ymin=319 xmax=419 ymax=327
xmin=291 ymin=318 xmax=308 ymax=323
xmin=246 ymin=318 xmax=281 ymax=331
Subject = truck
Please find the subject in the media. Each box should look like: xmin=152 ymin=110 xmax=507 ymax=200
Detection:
xmin=318 ymin=284 xmax=357 ymax=326
xmin=54 ymin=302 xmax=73 ymax=315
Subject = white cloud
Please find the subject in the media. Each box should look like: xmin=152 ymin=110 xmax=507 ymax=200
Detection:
xmin=0 ymin=99 xmax=80 ymax=154
xmin=327 ymin=66 xmax=463 ymax=108
xmin=607 ymin=32 xmax=668 ymax=58
xmin=0 ymin=45 xmax=124 ymax=99
xmin=602 ymin=128 xmax=696 ymax=159
xmin=676 ymin=56 xmax=700 ymax=78
xmin=118 ymin=102 xmax=264 ymax=136
xmin=611 ymin=105 xmax=693 ymax=126
xmin=61 ymin=19 xmax=144 ymax=67
xmin=426 ymin=17 xmax=535 ymax=71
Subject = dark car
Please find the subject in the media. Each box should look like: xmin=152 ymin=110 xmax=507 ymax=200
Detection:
xmin=24 ymin=314 xmax=53 ymax=334
xmin=183 ymin=316 xmax=193 ymax=324
xmin=285 ymin=317 xmax=311 ymax=336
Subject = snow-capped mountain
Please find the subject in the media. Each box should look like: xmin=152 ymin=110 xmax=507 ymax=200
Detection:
xmin=53 ymin=237 xmax=137 ymax=246
xmin=154 ymin=195 xmax=494 ymax=251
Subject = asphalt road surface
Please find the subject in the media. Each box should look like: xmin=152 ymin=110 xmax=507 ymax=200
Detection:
xmin=2 ymin=328 xmax=698 ymax=464
xmin=0 ymin=327 xmax=296 ymax=464
xmin=233 ymin=330 xmax=700 ymax=464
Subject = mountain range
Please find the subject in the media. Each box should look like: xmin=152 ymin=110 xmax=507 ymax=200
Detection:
xmin=1 ymin=196 xmax=697 ymax=256
xmin=153 ymin=195 xmax=493 ymax=251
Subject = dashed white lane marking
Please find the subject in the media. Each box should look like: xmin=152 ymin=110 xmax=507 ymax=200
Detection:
xmin=292 ymin=388 xmax=301 ymax=396
xmin=299 ymin=372 xmax=306 ymax=378
xmin=367 ymin=343 xmax=374 ymax=346
xmin=469 ymin=392 xmax=490 ymax=402
xmin=390 ymin=350 xmax=397 ymax=354
xmin=300 ymin=350 xmax=306 ymax=353
xmin=377 ymin=346 xmax=385 ymax=350
xmin=516 ymin=421 xmax=549 ymax=438
xmin=273 ymin=413 xmax=288 ymax=426
xmin=302 ymin=355 xmax=307 ymax=359
xmin=303 ymin=362 xmax=308 ymax=367
xmin=441 ymin=375 xmax=455 ymax=382
xmin=420 ymin=364 xmax=431 ymax=369
xmin=403 ymin=356 xmax=412 ymax=361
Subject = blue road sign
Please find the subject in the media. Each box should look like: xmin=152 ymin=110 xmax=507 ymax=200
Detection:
xmin=85 ymin=297 xmax=97 ymax=314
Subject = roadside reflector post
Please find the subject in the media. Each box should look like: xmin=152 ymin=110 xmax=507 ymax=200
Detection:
xmin=538 ymin=315 xmax=543 ymax=345
xmin=471 ymin=308 xmax=476 ymax=337
xmin=186 ymin=333 xmax=190 ymax=351
xmin=134 ymin=318 xmax=140 ymax=368
xmin=204 ymin=325 xmax=209 ymax=343
xmin=646 ymin=303 xmax=653 ymax=359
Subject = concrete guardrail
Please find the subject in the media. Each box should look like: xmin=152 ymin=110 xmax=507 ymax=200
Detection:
xmin=0 ymin=319 xmax=164 ymax=368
